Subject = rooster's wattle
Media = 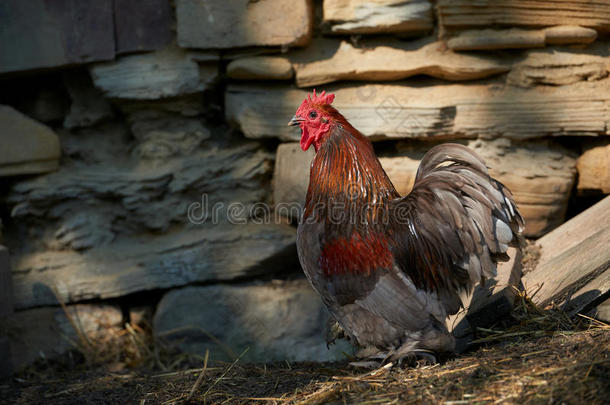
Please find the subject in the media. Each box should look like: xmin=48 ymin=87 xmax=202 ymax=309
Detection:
xmin=289 ymin=90 xmax=524 ymax=365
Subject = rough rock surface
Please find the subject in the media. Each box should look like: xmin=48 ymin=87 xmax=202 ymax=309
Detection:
xmin=576 ymin=139 xmax=610 ymax=194
xmin=176 ymin=0 xmax=312 ymax=49
xmin=63 ymin=70 xmax=114 ymax=129
xmin=113 ymin=0 xmax=172 ymax=54
xmin=0 ymin=0 xmax=115 ymax=74
xmin=0 ymin=246 xmax=12 ymax=317
xmin=0 ymin=304 xmax=122 ymax=371
xmin=153 ymin=280 xmax=353 ymax=363
xmin=523 ymin=196 xmax=610 ymax=311
xmin=8 ymin=141 xmax=270 ymax=234
xmin=323 ymin=0 xmax=433 ymax=35
xmin=0 ymin=105 xmax=61 ymax=176
xmin=437 ymin=1 xmax=610 ymax=32
xmin=226 ymin=79 xmax=610 ymax=141
xmin=507 ymin=47 xmax=610 ymax=87
xmin=294 ymin=40 xmax=510 ymax=87
xmin=227 ymin=57 xmax=294 ymax=80
xmin=273 ymin=144 xmax=314 ymax=214
xmin=272 ymin=139 xmax=576 ymax=237
xmin=90 ymin=46 xmax=217 ymax=99
xmin=10 ymin=223 xmax=297 ymax=309
xmin=6 ymin=133 xmax=284 ymax=309
xmin=470 ymin=139 xmax=577 ymax=236
xmin=447 ymin=26 xmax=598 ymax=51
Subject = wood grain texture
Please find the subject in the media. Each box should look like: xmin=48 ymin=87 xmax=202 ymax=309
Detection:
xmin=523 ymin=196 xmax=610 ymax=308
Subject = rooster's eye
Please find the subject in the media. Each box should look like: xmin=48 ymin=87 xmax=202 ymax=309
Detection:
xmin=309 ymin=111 xmax=318 ymax=119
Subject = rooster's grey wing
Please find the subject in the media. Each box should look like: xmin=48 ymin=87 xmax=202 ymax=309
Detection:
xmin=388 ymin=143 xmax=524 ymax=315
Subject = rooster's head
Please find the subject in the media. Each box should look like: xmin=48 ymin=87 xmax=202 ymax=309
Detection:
xmin=288 ymin=90 xmax=337 ymax=152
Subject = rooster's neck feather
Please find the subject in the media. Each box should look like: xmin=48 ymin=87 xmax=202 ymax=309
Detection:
xmin=303 ymin=123 xmax=399 ymax=225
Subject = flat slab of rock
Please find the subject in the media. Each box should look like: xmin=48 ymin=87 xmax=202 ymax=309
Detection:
xmin=294 ymin=40 xmax=510 ymax=87
xmin=576 ymin=139 xmax=610 ymax=194
xmin=90 ymin=46 xmax=217 ymax=99
xmin=437 ymin=1 xmax=610 ymax=33
xmin=507 ymin=46 xmax=610 ymax=88
xmin=0 ymin=0 xmax=115 ymax=74
xmin=8 ymin=141 xmax=271 ymax=235
xmin=273 ymin=143 xmax=315 ymax=214
xmin=545 ymin=25 xmax=599 ymax=44
xmin=447 ymin=26 xmax=598 ymax=51
xmin=176 ymin=0 xmax=312 ymax=49
xmin=226 ymin=79 xmax=610 ymax=141
xmin=10 ymin=224 xmax=297 ymax=309
xmin=227 ymin=57 xmax=294 ymax=80
xmin=523 ymin=196 xmax=610 ymax=309
xmin=0 ymin=105 xmax=61 ymax=176
xmin=273 ymin=139 xmax=576 ymax=237
xmin=0 ymin=304 xmax=122 ymax=371
xmin=153 ymin=280 xmax=353 ymax=363
xmin=113 ymin=0 xmax=172 ymax=54
xmin=323 ymin=0 xmax=433 ymax=35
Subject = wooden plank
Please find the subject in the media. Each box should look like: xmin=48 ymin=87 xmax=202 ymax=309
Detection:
xmin=563 ymin=268 xmax=610 ymax=315
xmin=0 ymin=0 xmax=115 ymax=74
xmin=523 ymin=196 xmax=610 ymax=308
xmin=535 ymin=196 xmax=610 ymax=266
xmin=113 ymin=0 xmax=172 ymax=54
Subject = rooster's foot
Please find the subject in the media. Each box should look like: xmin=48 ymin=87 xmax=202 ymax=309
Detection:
xmin=326 ymin=320 xmax=347 ymax=348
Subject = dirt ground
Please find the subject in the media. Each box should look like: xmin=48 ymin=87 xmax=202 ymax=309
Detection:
xmin=2 ymin=318 xmax=609 ymax=404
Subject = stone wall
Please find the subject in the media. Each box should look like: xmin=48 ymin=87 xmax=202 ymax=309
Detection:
xmin=0 ymin=0 xmax=608 ymax=370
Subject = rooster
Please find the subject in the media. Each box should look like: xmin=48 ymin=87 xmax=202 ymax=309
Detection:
xmin=288 ymin=90 xmax=523 ymax=365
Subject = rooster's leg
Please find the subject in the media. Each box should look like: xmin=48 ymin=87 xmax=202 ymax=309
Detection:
xmin=326 ymin=319 xmax=348 ymax=348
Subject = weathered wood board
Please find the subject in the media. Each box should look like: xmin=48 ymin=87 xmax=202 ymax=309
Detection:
xmin=523 ymin=196 xmax=610 ymax=310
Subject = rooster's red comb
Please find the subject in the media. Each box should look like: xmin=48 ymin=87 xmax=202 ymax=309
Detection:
xmin=306 ymin=89 xmax=335 ymax=105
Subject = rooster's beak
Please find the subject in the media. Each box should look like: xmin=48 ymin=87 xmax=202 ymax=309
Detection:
xmin=288 ymin=115 xmax=304 ymax=126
